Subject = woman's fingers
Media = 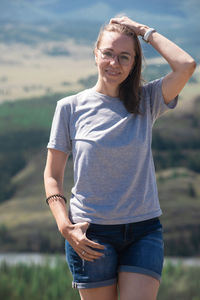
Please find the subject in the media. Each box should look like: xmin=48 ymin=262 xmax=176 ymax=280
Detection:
xmin=78 ymin=246 xmax=104 ymax=261
xmin=76 ymin=236 xmax=105 ymax=261
xmin=69 ymin=222 xmax=105 ymax=261
xmin=110 ymin=16 xmax=125 ymax=25
xmin=85 ymin=242 xmax=104 ymax=257
xmin=109 ymin=16 xmax=143 ymax=36
xmin=78 ymin=249 xmax=96 ymax=262
xmin=78 ymin=222 xmax=105 ymax=250
xmin=85 ymin=237 xmax=105 ymax=249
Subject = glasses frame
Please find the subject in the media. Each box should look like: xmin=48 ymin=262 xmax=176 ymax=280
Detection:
xmin=97 ymin=48 xmax=133 ymax=66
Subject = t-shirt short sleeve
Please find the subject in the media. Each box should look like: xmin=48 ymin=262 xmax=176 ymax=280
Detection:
xmin=47 ymin=100 xmax=72 ymax=154
xmin=143 ymin=77 xmax=178 ymax=123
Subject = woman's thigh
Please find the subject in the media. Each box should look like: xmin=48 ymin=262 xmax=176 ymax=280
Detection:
xmin=117 ymin=222 xmax=163 ymax=300
xmin=118 ymin=272 xmax=160 ymax=300
xmin=118 ymin=221 xmax=164 ymax=282
xmin=79 ymin=284 xmax=118 ymax=300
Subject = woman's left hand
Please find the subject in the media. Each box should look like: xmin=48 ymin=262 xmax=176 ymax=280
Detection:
xmin=109 ymin=16 xmax=148 ymax=36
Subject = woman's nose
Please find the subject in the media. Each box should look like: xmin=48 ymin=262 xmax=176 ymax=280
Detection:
xmin=110 ymin=55 xmax=120 ymax=66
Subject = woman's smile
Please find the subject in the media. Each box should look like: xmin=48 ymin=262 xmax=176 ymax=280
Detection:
xmin=105 ymin=68 xmax=121 ymax=76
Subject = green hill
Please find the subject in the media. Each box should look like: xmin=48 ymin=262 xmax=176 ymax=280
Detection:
xmin=0 ymin=150 xmax=74 ymax=253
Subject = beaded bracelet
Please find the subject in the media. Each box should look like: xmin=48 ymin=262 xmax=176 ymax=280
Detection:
xmin=46 ymin=194 xmax=67 ymax=205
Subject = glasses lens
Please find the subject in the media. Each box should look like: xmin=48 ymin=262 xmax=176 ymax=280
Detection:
xmin=99 ymin=49 xmax=131 ymax=65
xmin=119 ymin=55 xmax=131 ymax=66
xmin=101 ymin=50 xmax=113 ymax=60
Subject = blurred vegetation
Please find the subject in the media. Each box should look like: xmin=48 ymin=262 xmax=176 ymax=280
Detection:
xmin=0 ymin=259 xmax=79 ymax=300
xmin=152 ymin=96 xmax=200 ymax=172
xmin=157 ymin=262 xmax=200 ymax=300
xmin=0 ymin=92 xmax=69 ymax=203
xmin=0 ymin=260 xmax=200 ymax=300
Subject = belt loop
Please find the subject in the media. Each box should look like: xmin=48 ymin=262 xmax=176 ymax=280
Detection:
xmin=123 ymin=224 xmax=128 ymax=241
xmin=72 ymin=282 xmax=78 ymax=289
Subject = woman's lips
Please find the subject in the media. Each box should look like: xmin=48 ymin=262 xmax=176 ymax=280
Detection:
xmin=105 ymin=69 xmax=121 ymax=76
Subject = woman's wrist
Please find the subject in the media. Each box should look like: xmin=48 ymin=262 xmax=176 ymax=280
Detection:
xmin=58 ymin=220 xmax=74 ymax=237
xmin=138 ymin=25 xmax=150 ymax=37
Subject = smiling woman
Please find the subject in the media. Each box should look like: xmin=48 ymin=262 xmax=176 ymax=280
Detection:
xmin=44 ymin=16 xmax=196 ymax=300
xmin=94 ymin=23 xmax=142 ymax=114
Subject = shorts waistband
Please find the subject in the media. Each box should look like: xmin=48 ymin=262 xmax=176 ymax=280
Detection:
xmin=88 ymin=217 xmax=159 ymax=230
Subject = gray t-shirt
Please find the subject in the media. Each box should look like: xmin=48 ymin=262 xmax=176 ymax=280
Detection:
xmin=47 ymin=78 xmax=178 ymax=225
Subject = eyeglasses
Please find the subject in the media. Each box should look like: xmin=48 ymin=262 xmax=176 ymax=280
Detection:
xmin=97 ymin=48 xmax=133 ymax=66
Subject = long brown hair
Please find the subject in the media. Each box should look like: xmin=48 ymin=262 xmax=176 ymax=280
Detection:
xmin=95 ymin=23 xmax=143 ymax=114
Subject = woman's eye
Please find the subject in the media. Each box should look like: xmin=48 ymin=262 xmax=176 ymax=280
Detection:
xmin=120 ymin=55 xmax=129 ymax=61
xmin=104 ymin=51 xmax=113 ymax=57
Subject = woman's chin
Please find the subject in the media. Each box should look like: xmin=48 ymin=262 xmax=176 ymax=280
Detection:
xmin=103 ymin=74 xmax=124 ymax=86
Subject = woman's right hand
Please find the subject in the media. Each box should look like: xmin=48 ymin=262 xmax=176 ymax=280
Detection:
xmin=60 ymin=222 xmax=105 ymax=261
xmin=110 ymin=16 xmax=149 ymax=37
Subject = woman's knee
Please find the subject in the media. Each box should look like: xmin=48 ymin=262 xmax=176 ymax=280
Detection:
xmin=79 ymin=284 xmax=118 ymax=300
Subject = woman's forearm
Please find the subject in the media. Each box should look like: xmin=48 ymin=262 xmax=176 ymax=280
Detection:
xmin=144 ymin=29 xmax=196 ymax=102
xmin=146 ymin=30 xmax=196 ymax=74
xmin=44 ymin=172 xmax=73 ymax=236
xmin=48 ymin=198 xmax=73 ymax=234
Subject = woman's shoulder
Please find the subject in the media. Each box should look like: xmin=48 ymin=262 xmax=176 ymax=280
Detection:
xmin=141 ymin=77 xmax=163 ymax=96
xmin=139 ymin=78 xmax=164 ymax=113
xmin=57 ymin=89 xmax=92 ymax=108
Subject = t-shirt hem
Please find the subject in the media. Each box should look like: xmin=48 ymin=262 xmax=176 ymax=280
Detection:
xmin=70 ymin=209 xmax=162 ymax=225
xmin=47 ymin=143 xmax=71 ymax=154
xmin=166 ymin=95 xmax=178 ymax=109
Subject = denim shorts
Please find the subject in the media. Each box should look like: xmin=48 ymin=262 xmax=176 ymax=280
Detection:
xmin=65 ymin=217 xmax=164 ymax=289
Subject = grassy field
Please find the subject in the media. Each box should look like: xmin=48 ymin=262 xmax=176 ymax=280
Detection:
xmin=0 ymin=260 xmax=200 ymax=300
xmin=1 ymin=34 xmax=199 ymax=104
xmin=0 ymin=258 xmax=79 ymax=300
xmin=0 ymin=39 xmax=97 ymax=102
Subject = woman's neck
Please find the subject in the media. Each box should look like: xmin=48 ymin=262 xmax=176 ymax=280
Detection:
xmin=94 ymin=81 xmax=119 ymax=98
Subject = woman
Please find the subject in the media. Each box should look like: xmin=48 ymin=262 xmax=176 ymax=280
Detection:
xmin=44 ymin=16 xmax=196 ymax=300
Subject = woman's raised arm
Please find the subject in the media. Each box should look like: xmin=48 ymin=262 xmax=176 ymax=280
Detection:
xmin=110 ymin=16 xmax=196 ymax=104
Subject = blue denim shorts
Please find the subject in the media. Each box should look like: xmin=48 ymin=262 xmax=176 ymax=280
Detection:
xmin=65 ymin=217 xmax=164 ymax=289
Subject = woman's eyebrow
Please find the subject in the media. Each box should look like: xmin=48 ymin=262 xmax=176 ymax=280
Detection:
xmin=104 ymin=48 xmax=132 ymax=56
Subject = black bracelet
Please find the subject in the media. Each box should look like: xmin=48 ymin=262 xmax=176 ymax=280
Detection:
xmin=46 ymin=194 xmax=67 ymax=205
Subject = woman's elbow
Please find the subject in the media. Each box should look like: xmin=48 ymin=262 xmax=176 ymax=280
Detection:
xmin=185 ymin=58 xmax=197 ymax=76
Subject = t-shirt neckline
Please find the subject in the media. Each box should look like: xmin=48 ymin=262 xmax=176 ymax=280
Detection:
xmin=90 ymin=87 xmax=120 ymax=101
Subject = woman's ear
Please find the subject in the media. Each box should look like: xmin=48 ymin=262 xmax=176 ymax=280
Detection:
xmin=94 ymin=48 xmax=98 ymax=65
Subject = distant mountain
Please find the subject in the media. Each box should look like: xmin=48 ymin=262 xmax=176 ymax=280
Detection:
xmin=0 ymin=0 xmax=199 ymax=60
xmin=0 ymin=0 xmax=186 ymax=23
xmin=0 ymin=0 xmax=198 ymax=27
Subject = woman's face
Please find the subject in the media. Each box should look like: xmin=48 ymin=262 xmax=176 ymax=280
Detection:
xmin=95 ymin=31 xmax=136 ymax=90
